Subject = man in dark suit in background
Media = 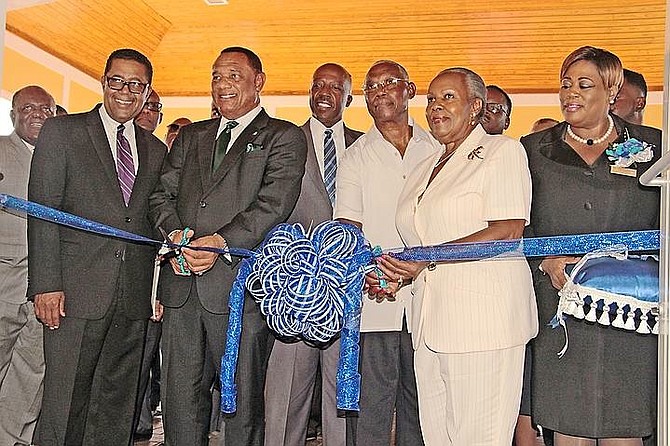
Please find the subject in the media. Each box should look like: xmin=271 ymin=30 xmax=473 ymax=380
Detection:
xmin=148 ymin=46 xmax=307 ymax=446
xmin=264 ymin=63 xmax=362 ymax=446
xmin=132 ymin=88 xmax=165 ymax=442
xmin=28 ymin=48 xmax=166 ymax=445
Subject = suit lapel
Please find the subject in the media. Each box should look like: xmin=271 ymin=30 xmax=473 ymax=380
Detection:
xmin=85 ymin=108 xmax=125 ymax=205
xmin=206 ymin=110 xmax=268 ymax=195
xmin=128 ymin=124 xmax=150 ymax=209
xmin=301 ymin=122 xmax=331 ymax=208
xmin=343 ymin=126 xmax=360 ymax=148
xmin=196 ymin=120 xmax=220 ymax=193
xmin=8 ymin=133 xmax=31 ymax=170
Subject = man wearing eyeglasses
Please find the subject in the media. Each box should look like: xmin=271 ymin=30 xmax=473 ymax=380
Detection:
xmin=28 ymin=48 xmax=167 ymax=445
xmin=135 ymin=89 xmax=163 ymax=134
xmin=165 ymin=117 xmax=192 ymax=150
xmin=334 ymin=60 xmax=436 ymax=446
xmin=481 ymin=85 xmax=512 ymax=135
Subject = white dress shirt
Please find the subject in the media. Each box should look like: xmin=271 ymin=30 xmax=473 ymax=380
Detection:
xmin=99 ymin=105 xmax=139 ymax=174
xmin=216 ymin=104 xmax=263 ymax=150
xmin=334 ymin=119 xmax=438 ymax=332
xmin=309 ymin=117 xmax=346 ymax=179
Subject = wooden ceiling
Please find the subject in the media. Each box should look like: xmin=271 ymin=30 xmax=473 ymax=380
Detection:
xmin=6 ymin=0 xmax=667 ymax=96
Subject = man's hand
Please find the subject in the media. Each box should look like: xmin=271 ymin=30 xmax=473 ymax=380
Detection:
xmin=34 ymin=291 xmax=65 ymax=329
xmin=364 ymin=271 xmax=396 ymax=303
xmin=539 ymin=256 xmax=581 ymax=290
xmin=151 ymin=301 xmax=164 ymax=322
xmin=168 ymin=229 xmax=193 ymax=275
xmin=183 ymin=233 xmax=226 ymax=274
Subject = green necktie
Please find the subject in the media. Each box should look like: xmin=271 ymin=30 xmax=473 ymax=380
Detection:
xmin=212 ymin=120 xmax=239 ymax=172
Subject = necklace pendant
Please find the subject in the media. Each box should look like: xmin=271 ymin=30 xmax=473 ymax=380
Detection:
xmin=587 ymin=139 xmax=594 ymax=146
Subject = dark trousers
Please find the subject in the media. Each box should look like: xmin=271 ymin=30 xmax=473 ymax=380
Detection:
xmin=161 ymin=291 xmax=273 ymax=446
xmin=346 ymin=318 xmax=423 ymax=446
xmin=133 ymin=319 xmax=162 ymax=436
xmin=35 ymin=296 xmax=146 ymax=446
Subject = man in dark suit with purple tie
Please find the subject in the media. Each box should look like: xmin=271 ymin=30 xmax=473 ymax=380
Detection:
xmin=28 ymin=48 xmax=167 ymax=445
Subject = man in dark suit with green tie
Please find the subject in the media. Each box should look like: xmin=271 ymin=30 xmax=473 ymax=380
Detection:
xmin=148 ymin=46 xmax=307 ymax=446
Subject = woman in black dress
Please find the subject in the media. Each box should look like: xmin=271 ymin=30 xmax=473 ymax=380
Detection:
xmin=521 ymin=46 xmax=660 ymax=446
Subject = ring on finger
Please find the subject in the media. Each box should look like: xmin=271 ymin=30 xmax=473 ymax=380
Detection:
xmin=397 ymin=277 xmax=404 ymax=288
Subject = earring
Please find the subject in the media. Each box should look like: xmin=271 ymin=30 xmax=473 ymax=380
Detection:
xmin=469 ymin=114 xmax=477 ymax=126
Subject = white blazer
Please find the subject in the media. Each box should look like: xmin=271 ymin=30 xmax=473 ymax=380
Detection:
xmin=396 ymin=125 xmax=538 ymax=353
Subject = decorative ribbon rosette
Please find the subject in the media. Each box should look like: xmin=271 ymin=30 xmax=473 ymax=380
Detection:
xmin=605 ymin=130 xmax=654 ymax=168
xmin=220 ymin=221 xmax=374 ymax=414
xmin=551 ymin=247 xmax=659 ymax=357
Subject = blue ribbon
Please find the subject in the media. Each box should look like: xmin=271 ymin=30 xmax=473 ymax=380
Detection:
xmin=1 ymin=193 xmax=661 ymax=414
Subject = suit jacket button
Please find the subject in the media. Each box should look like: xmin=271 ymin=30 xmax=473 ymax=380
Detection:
xmin=584 ymin=201 xmax=593 ymax=210
xmin=125 ymin=217 xmax=132 ymax=223
xmin=200 ymin=201 xmax=207 ymax=208
xmin=115 ymin=249 xmax=122 ymax=258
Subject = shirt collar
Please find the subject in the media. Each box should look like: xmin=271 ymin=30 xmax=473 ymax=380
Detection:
xmin=217 ymin=104 xmax=262 ymax=137
xmin=309 ymin=116 xmax=344 ymax=134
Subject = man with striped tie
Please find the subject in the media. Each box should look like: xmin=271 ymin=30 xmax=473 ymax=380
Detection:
xmin=265 ymin=63 xmax=362 ymax=446
xmin=28 ymin=48 xmax=166 ymax=445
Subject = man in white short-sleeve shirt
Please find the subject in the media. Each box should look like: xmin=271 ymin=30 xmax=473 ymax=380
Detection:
xmin=334 ymin=60 xmax=437 ymax=446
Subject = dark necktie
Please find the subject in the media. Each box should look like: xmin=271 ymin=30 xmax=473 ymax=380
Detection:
xmin=323 ymin=129 xmax=337 ymax=205
xmin=116 ymin=124 xmax=135 ymax=206
xmin=212 ymin=120 xmax=239 ymax=172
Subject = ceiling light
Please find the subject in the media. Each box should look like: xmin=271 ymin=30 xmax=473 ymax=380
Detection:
xmin=204 ymin=0 xmax=228 ymax=4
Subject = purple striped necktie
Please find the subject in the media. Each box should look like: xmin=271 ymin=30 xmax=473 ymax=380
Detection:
xmin=116 ymin=124 xmax=135 ymax=206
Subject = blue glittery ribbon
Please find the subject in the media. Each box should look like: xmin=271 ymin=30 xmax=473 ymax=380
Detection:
xmin=390 ymin=230 xmax=660 ymax=261
xmin=1 ymin=193 xmax=661 ymax=414
xmin=0 ymin=194 xmax=254 ymax=257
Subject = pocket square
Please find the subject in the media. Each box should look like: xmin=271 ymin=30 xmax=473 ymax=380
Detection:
xmin=246 ymin=143 xmax=264 ymax=153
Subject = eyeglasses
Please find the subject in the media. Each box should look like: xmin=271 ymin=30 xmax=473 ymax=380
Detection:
xmin=106 ymin=76 xmax=149 ymax=95
xmin=362 ymin=77 xmax=408 ymax=94
xmin=143 ymin=101 xmax=162 ymax=112
xmin=485 ymin=103 xmax=509 ymax=116
xmin=167 ymin=123 xmax=186 ymax=132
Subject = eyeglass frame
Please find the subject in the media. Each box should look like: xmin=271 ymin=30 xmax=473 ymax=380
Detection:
xmin=485 ymin=102 xmax=509 ymax=117
xmin=362 ymin=77 xmax=409 ymax=94
xmin=105 ymin=76 xmax=149 ymax=95
xmin=143 ymin=101 xmax=163 ymax=112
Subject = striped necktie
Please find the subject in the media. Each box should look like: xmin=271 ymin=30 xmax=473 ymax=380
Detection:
xmin=323 ymin=129 xmax=336 ymax=205
xmin=116 ymin=124 xmax=135 ymax=206
xmin=212 ymin=120 xmax=239 ymax=172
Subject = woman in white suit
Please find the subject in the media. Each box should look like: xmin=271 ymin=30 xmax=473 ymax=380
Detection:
xmin=376 ymin=67 xmax=538 ymax=445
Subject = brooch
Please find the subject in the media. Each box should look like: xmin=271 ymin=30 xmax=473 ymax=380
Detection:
xmin=467 ymin=146 xmax=484 ymax=160
xmin=605 ymin=130 xmax=653 ymax=168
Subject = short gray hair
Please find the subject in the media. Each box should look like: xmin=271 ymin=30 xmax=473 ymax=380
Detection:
xmin=436 ymin=67 xmax=486 ymax=119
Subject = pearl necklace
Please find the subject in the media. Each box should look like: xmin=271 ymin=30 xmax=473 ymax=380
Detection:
xmin=567 ymin=115 xmax=614 ymax=146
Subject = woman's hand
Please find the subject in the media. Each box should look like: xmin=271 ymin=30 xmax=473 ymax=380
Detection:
xmin=540 ymin=256 xmax=581 ymax=290
xmin=377 ymin=254 xmax=427 ymax=281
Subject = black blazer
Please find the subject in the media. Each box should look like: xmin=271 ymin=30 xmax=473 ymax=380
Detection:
xmin=28 ymin=105 xmax=167 ymax=320
xmin=521 ymin=113 xmax=661 ymax=239
xmin=148 ymin=109 xmax=307 ymax=313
